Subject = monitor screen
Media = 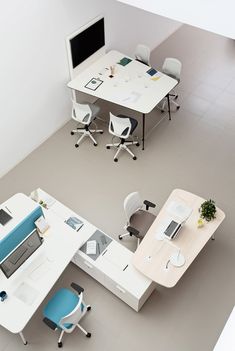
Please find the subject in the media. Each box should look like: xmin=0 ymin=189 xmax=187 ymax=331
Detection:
xmin=0 ymin=229 xmax=43 ymax=278
xmin=0 ymin=209 xmax=12 ymax=226
xmin=70 ymin=17 xmax=105 ymax=68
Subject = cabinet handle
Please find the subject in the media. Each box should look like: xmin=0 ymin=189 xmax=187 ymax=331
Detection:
xmin=84 ymin=261 xmax=93 ymax=269
xmin=116 ymin=285 xmax=126 ymax=294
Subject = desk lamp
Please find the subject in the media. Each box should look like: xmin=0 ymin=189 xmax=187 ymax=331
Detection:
xmin=165 ymin=240 xmax=185 ymax=268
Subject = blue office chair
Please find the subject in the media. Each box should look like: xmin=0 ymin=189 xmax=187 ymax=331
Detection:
xmin=43 ymin=283 xmax=91 ymax=348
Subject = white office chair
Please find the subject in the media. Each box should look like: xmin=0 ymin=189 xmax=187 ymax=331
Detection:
xmin=118 ymin=192 xmax=156 ymax=247
xmin=160 ymin=58 xmax=182 ymax=112
xmin=106 ymin=113 xmax=139 ymax=162
xmin=134 ymin=44 xmax=151 ymax=66
xmin=43 ymin=282 xmax=91 ymax=348
xmin=70 ymin=100 xmax=103 ymax=147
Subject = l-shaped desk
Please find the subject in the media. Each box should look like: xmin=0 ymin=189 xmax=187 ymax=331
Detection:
xmin=0 ymin=193 xmax=95 ymax=345
xmin=67 ymin=50 xmax=178 ymax=150
xmin=0 ymin=191 xmax=155 ymax=345
xmin=0 ymin=189 xmax=225 ymax=345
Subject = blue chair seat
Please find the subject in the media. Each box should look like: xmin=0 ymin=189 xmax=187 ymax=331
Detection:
xmin=43 ymin=288 xmax=84 ymax=329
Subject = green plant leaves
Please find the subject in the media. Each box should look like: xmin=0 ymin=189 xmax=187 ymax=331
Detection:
xmin=199 ymin=199 xmax=216 ymax=222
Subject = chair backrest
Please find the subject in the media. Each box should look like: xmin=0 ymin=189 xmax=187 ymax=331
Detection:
xmin=71 ymin=100 xmax=92 ymax=125
xmin=59 ymin=292 xmax=84 ymax=331
xmin=109 ymin=113 xmax=131 ymax=139
xmin=124 ymin=192 xmax=143 ymax=223
xmin=162 ymin=58 xmax=182 ymax=81
xmin=134 ymin=44 xmax=151 ymax=66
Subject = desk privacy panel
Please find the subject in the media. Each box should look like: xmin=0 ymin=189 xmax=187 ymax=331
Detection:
xmin=0 ymin=206 xmax=43 ymax=262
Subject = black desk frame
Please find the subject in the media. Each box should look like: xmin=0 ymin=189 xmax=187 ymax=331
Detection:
xmin=142 ymin=93 xmax=171 ymax=150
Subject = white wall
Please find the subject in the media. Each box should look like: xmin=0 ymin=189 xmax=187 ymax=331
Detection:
xmin=0 ymin=0 xmax=181 ymax=177
xmin=117 ymin=0 xmax=235 ymax=40
xmin=105 ymin=2 xmax=181 ymax=54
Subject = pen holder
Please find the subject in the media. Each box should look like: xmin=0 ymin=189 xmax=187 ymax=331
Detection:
xmin=0 ymin=291 xmax=7 ymax=302
xmin=109 ymin=65 xmax=116 ymax=77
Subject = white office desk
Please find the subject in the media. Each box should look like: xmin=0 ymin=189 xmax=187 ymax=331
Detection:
xmin=0 ymin=194 xmax=95 ymax=344
xmin=34 ymin=188 xmax=155 ymax=312
xmin=133 ymin=189 xmax=225 ymax=287
xmin=67 ymin=50 xmax=177 ymax=149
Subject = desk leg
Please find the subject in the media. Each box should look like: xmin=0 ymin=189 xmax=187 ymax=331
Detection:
xmin=142 ymin=113 xmax=145 ymax=150
xmin=167 ymin=94 xmax=171 ymax=121
xmin=19 ymin=332 xmax=28 ymax=345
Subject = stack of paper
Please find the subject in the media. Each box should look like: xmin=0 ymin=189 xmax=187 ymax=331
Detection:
xmin=86 ymin=240 xmax=97 ymax=255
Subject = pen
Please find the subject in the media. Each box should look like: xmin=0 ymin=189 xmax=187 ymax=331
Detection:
xmin=165 ymin=259 xmax=170 ymax=269
xmin=5 ymin=206 xmax=12 ymax=214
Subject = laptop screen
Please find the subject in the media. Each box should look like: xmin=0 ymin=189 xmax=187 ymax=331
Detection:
xmin=0 ymin=229 xmax=43 ymax=278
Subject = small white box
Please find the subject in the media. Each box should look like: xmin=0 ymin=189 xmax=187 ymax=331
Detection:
xmin=35 ymin=216 xmax=49 ymax=234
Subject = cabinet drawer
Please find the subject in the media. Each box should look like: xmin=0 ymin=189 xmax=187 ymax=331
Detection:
xmin=103 ymin=275 xmax=138 ymax=311
xmin=73 ymin=252 xmax=104 ymax=284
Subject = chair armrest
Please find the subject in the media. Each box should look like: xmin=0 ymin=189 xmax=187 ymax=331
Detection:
xmin=127 ymin=226 xmax=140 ymax=238
xmin=43 ymin=317 xmax=57 ymax=330
xmin=71 ymin=282 xmax=84 ymax=294
xmin=144 ymin=200 xmax=156 ymax=211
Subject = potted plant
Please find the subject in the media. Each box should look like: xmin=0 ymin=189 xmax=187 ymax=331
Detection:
xmin=199 ymin=199 xmax=217 ymax=222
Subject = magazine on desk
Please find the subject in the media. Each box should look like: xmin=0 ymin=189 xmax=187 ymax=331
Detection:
xmin=64 ymin=217 xmax=83 ymax=231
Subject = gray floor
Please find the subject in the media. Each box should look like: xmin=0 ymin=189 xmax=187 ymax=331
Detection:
xmin=1 ymin=24 xmax=235 ymax=350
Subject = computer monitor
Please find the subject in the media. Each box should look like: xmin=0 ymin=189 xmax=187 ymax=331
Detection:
xmin=0 ymin=229 xmax=43 ymax=278
xmin=69 ymin=17 xmax=105 ymax=69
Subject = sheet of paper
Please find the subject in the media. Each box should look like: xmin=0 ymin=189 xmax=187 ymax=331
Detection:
xmin=115 ymin=91 xmax=141 ymax=104
xmin=14 ymin=282 xmax=39 ymax=305
xmin=166 ymin=201 xmax=193 ymax=222
xmin=86 ymin=240 xmax=97 ymax=255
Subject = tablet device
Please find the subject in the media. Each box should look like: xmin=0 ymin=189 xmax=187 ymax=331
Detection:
xmin=0 ymin=209 xmax=12 ymax=226
xmin=118 ymin=57 xmax=132 ymax=66
xmin=164 ymin=220 xmax=182 ymax=240
xmin=147 ymin=68 xmax=157 ymax=76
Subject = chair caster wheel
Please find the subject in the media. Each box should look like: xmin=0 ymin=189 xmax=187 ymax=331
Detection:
xmin=86 ymin=333 xmax=91 ymax=338
xmin=175 ymin=95 xmax=178 ymax=100
xmin=176 ymin=106 xmax=180 ymax=110
xmin=114 ymin=158 xmax=118 ymax=162
xmin=87 ymin=306 xmax=91 ymax=311
xmin=71 ymin=132 xmax=74 ymax=135
xmin=100 ymin=131 xmax=103 ymax=134
xmin=118 ymin=235 xmax=122 ymax=240
xmin=75 ymin=144 xmax=79 ymax=148
xmin=24 ymin=342 xmax=28 ymax=345
xmin=94 ymin=143 xmax=98 ymax=146
xmin=136 ymin=143 xmax=140 ymax=147
xmin=58 ymin=342 xmax=63 ymax=348
xmin=133 ymin=156 xmax=137 ymax=160
xmin=106 ymin=146 xmax=110 ymax=149
xmin=161 ymin=110 xmax=164 ymax=113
